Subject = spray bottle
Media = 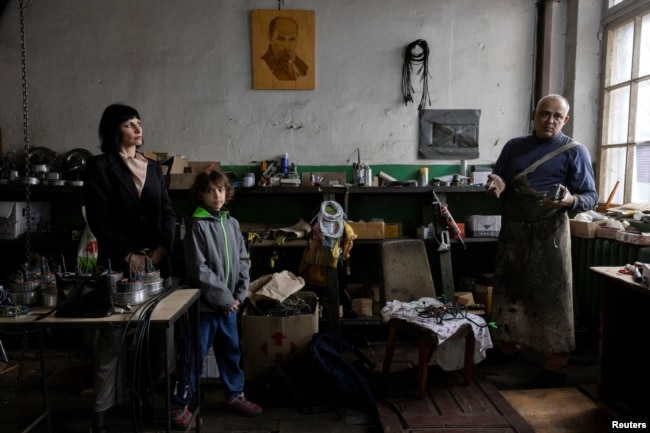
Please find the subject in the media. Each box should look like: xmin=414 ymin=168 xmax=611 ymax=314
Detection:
xmin=280 ymin=153 xmax=289 ymax=173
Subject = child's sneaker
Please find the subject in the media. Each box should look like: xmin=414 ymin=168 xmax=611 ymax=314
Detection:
xmin=226 ymin=394 xmax=263 ymax=417
xmin=169 ymin=406 xmax=200 ymax=430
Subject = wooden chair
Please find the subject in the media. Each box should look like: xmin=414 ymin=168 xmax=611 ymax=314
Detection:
xmin=380 ymin=239 xmax=475 ymax=399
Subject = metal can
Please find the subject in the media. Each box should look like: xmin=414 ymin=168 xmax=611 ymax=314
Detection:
xmin=364 ymin=167 xmax=372 ymax=186
xmin=243 ymin=173 xmax=255 ymax=187
xmin=420 ymin=167 xmax=429 ymax=187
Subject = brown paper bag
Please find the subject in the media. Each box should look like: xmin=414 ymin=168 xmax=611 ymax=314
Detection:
xmin=247 ymin=270 xmax=305 ymax=304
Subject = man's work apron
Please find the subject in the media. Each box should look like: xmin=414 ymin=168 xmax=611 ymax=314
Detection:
xmin=491 ymin=143 xmax=578 ymax=354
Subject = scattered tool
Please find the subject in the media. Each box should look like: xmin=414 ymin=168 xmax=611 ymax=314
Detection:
xmin=432 ymin=191 xmax=466 ymax=249
xmin=259 ymin=161 xmax=277 ymax=186
xmin=437 ymin=230 xmax=450 ymax=252
xmin=246 ymin=231 xmax=261 ymax=251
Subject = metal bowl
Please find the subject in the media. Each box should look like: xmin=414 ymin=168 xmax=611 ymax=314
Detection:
xmin=45 ymin=179 xmax=66 ymax=186
xmin=143 ymin=270 xmax=161 ymax=283
xmin=145 ymin=279 xmax=164 ymax=296
xmin=113 ymin=287 xmax=148 ymax=305
xmin=31 ymin=163 xmax=49 ymax=173
xmin=45 ymin=172 xmax=61 ymax=180
xmin=42 ymin=292 xmax=58 ymax=308
xmin=8 ymin=280 xmax=41 ymax=293
xmin=8 ymin=290 xmax=41 ymax=306
xmin=115 ymin=279 xmax=144 ymax=293
xmin=22 ymin=177 xmax=40 ymax=185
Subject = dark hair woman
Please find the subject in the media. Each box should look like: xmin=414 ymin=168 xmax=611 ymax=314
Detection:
xmin=83 ymin=103 xmax=176 ymax=433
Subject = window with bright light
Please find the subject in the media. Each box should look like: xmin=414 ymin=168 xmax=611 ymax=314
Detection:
xmin=599 ymin=1 xmax=650 ymax=205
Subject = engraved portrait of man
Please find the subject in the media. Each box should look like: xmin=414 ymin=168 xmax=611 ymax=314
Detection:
xmin=252 ymin=10 xmax=315 ymax=90
xmin=261 ymin=16 xmax=309 ymax=81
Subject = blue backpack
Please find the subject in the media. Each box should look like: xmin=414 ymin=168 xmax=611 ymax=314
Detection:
xmin=309 ymin=332 xmax=376 ymax=406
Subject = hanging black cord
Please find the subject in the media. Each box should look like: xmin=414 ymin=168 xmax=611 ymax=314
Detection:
xmin=402 ymin=39 xmax=431 ymax=114
xmin=112 ymin=285 xmax=177 ymax=433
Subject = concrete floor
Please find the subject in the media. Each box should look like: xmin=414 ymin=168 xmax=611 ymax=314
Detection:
xmin=0 ymin=329 xmax=603 ymax=433
xmin=1 ymin=352 xmax=381 ymax=433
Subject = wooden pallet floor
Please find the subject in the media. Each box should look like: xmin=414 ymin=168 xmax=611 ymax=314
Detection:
xmin=377 ymin=366 xmax=535 ymax=433
xmin=367 ymin=341 xmax=610 ymax=433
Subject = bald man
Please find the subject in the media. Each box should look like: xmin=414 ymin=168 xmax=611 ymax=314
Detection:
xmin=485 ymin=94 xmax=598 ymax=389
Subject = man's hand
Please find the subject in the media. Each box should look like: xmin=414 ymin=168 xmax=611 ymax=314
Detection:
xmin=147 ymin=246 xmax=167 ymax=266
xmin=486 ymin=174 xmax=506 ymax=198
xmin=543 ymin=185 xmax=576 ymax=210
xmin=126 ymin=254 xmax=146 ymax=275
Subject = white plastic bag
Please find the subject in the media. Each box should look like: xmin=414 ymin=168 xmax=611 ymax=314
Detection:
xmin=77 ymin=207 xmax=98 ymax=274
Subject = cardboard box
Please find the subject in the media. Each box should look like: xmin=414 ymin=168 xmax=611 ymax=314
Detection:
xmin=384 ymin=223 xmax=403 ymax=239
xmin=0 ymin=202 xmax=51 ymax=240
xmin=166 ymin=160 xmax=222 ymax=189
xmin=186 ymin=161 xmax=221 ymax=173
xmin=351 ymin=298 xmax=373 ymax=316
xmin=465 ymin=215 xmax=501 ymax=237
xmin=162 ymin=155 xmax=188 ymax=174
xmin=416 ymin=226 xmax=434 ymax=240
xmin=596 ymin=226 xmax=620 ymax=240
xmin=142 ymin=151 xmax=169 ymax=162
xmin=346 ymin=283 xmax=370 ymax=299
xmin=454 ymin=291 xmax=475 ymax=306
xmin=348 ymin=221 xmax=385 ymax=239
xmin=474 ymin=284 xmax=493 ymax=316
xmin=615 ymin=230 xmax=650 ymax=246
xmin=242 ymin=291 xmax=319 ymax=381
xmin=167 ymin=174 xmax=197 ymax=190
xmin=569 ymin=219 xmax=604 ymax=238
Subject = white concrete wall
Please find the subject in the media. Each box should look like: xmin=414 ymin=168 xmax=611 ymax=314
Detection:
xmin=570 ymin=0 xmax=603 ymax=152
xmin=0 ymin=0 xmax=601 ymax=167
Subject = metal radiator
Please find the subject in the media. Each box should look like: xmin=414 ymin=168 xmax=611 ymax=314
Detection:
xmin=571 ymin=237 xmax=641 ymax=325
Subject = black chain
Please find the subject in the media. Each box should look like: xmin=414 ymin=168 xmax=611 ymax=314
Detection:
xmin=19 ymin=0 xmax=32 ymax=263
xmin=1 ymin=1 xmax=33 ymax=409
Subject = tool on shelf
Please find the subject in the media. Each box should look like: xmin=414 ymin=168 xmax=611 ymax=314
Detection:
xmin=432 ymin=191 xmax=466 ymax=249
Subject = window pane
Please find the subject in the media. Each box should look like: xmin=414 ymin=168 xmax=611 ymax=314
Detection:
xmin=633 ymin=144 xmax=650 ymax=202
xmin=635 ymin=79 xmax=650 ymax=142
xmin=609 ymin=0 xmax=623 ymax=8
xmin=607 ymin=86 xmax=630 ymax=144
xmin=610 ymin=22 xmax=634 ymax=85
xmin=641 ymin=13 xmax=650 ymax=77
xmin=632 ymin=182 xmax=650 ymax=202
xmin=602 ymin=147 xmax=627 ymax=204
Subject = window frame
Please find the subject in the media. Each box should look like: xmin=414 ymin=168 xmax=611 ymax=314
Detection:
xmin=597 ymin=0 xmax=650 ymax=206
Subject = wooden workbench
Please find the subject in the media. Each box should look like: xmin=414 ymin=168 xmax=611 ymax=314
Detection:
xmin=0 ymin=288 xmax=200 ymax=433
xmin=590 ymin=266 xmax=650 ymax=418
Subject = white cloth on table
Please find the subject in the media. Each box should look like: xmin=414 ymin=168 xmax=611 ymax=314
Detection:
xmin=380 ymin=297 xmax=493 ymax=371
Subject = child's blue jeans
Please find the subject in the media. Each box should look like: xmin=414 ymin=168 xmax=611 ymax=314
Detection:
xmin=171 ymin=311 xmax=245 ymax=409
